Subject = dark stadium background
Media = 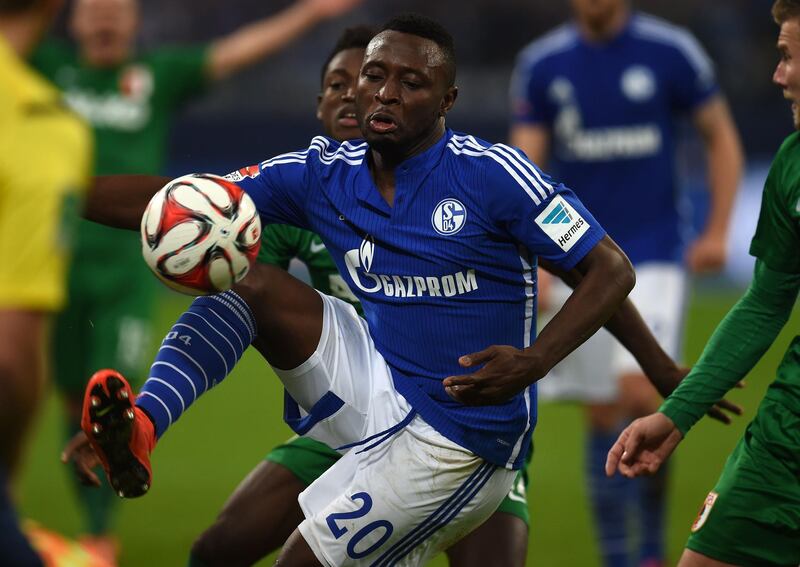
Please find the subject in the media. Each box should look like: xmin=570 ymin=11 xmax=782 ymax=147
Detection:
xmin=21 ymin=1 xmax=799 ymax=565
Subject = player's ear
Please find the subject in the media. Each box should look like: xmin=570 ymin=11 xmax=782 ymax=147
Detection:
xmin=316 ymin=93 xmax=323 ymax=121
xmin=439 ymin=86 xmax=458 ymax=117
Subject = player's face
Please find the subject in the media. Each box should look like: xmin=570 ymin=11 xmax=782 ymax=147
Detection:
xmin=774 ymin=18 xmax=800 ymax=129
xmin=356 ymin=31 xmax=457 ymax=155
xmin=70 ymin=0 xmax=138 ymax=67
xmin=570 ymin=0 xmax=626 ymax=30
xmin=317 ymin=48 xmax=366 ymax=143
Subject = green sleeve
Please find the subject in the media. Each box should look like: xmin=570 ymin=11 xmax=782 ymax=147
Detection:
xmin=660 ymin=261 xmax=800 ymax=435
xmin=257 ymin=224 xmax=296 ymax=270
xmin=149 ymin=45 xmax=210 ymax=107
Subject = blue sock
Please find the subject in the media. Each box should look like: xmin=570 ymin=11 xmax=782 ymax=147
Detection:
xmin=587 ymin=426 xmax=631 ymax=567
xmin=637 ymin=460 xmax=668 ymax=564
xmin=136 ymin=291 xmax=256 ymax=438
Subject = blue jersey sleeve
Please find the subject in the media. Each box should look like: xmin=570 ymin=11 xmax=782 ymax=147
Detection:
xmin=509 ymin=54 xmax=552 ymax=126
xmin=484 ymin=144 xmax=605 ymax=270
xmin=665 ymin=27 xmax=719 ymax=112
xmin=223 ymin=151 xmax=312 ymax=231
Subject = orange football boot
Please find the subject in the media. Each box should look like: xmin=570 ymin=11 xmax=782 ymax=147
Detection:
xmin=81 ymin=369 xmax=155 ymax=498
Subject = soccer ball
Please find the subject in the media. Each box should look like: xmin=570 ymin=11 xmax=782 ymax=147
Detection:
xmin=140 ymin=173 xmax=261 ymax=295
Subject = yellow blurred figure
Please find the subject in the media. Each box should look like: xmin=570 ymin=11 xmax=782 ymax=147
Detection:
xmin=0 ymin=0 xmax=92 ymax=564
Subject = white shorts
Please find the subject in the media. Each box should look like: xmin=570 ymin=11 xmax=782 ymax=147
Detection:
xmin=537 ymin=262 xmax=687 ymax=402
xmin=275 ymin=293 xmax=516 ymax=566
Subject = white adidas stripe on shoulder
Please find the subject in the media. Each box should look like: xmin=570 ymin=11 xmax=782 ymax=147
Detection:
xmin=516 ymin=23 xmax=578 ymax=69
xmin=310 ymin=136 xmax=366 ymax=166
xmin=261 ymin=150 xmax=308 ymax=169
xmin=631 ymin=14 xmax=714 ymax=78
xmin=448 ymin=135 xmax=553 ymax=205
xmin=511 ymin=24 xmax=578 ymax=100
xmin=341 ymin=139 xmax=368 ymax=152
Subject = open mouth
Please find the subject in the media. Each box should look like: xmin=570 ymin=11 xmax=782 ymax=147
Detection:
xmin=368 ymin=112 xmax=398 ymax=134
xmin=337 ymin=112 xmax=358 ymax=128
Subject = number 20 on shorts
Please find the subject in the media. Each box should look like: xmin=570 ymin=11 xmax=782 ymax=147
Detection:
xmin=326 ymin=492 xmax=395 ymax=559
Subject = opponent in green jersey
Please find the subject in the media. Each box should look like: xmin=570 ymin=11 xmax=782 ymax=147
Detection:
xmin=606 ymin=4 xmax=800 ymax=565
xmin=34 ymin=0 xmax=364 ymax=560
xmin=259 ymin=226 xmax=362 ymax=313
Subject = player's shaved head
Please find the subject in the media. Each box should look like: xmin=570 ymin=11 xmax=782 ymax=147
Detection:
xmin=774 ymin=0 xmax=800 ymax=25
xmin=377 ymin=13 xmax=456 ymax=86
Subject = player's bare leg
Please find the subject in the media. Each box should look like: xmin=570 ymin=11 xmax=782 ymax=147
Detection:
xmin=275 ymin=529 xmax=323 ymax=567
xmin=190 ymin=461 xmax=305 ymax=566
xmin=445 ymin=512 xmax=528 ymax=567
xmin=677 ymin=549 xmax=738 ymax=567
xmin=233 ymin=263 xmax=324 ymax=371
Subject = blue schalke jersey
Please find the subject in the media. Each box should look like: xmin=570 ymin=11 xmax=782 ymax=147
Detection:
xmin=510 ymin=13 xmax=718 ymax=265
xmin=228 ymin=130 xmax=605 ymax=469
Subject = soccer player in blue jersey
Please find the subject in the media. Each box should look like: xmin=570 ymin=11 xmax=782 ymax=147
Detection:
xmin=509 ymin=1 xmax=744 ymax=566
xmin=75 ymin=13 xmax=738 ymax=566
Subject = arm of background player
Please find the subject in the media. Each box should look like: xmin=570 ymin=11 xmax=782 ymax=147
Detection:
xmin=660 ymin=260 xmax=799 ymax=435
xmin=83 ymin=175 xmax=170 ymax=231
xmin=541 ymin=258 xmax=742 ymax=424
xmin=685 ymin=95 xmax=744 ymax=274
xmin=445 ymin=236 xmax=635 ymax=406
xmin=206 ymin=0 xmax=364 ymax=82
xmin=508 ymin=124 xmax=550 ymax=167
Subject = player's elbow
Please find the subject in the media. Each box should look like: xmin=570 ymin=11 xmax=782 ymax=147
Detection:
xmin=610 ymin=248 xmax=636 ymax=298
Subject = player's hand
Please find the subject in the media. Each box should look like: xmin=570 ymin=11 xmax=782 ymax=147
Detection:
xmin=61 ymin=431 xmax=102 ymax=487
xmin=443 ymin=345 xmax=537 ymax=406
xmin=685 ymin=233 xmax=727 ymax=274
xmin=305 ymin=0 xmax=364 ymax=19
xmin=705 ymin=381 xmax=745 ymax=425
xmin=605 ymin=412 xmax=683 ymax=478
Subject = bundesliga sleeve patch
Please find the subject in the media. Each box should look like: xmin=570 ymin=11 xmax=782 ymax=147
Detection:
xmin=534 ymin=195 xmax=590 ymax=252
xmin=223 ymin=165 xmax=261 ymax=183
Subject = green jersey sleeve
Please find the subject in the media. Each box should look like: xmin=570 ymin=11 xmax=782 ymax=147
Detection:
xmin=148 ymin=45 xmax=209 ymax=108
xmin=659 ymin=261 xmax=800 ymax=435
xmin=749 ymin=132 xmax=800 ymax=274
xmin=258 ymin=224 xmax=297 ymax=270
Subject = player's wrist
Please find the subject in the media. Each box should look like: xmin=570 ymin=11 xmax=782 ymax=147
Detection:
xmin=657 ymin=403 xmax=693 ymax=438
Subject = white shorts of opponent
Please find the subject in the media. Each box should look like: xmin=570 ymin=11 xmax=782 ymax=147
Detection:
xmin=274 ymin=292 xmax=516 ymax=566
xmin=537 ymin=262 xmax=687 ymax=403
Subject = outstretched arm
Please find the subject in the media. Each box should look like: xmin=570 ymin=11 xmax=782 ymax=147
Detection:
xmin=206 ymin=0 xmax=364 ymax=82
xmin=83 ymin=175 xmax=169 ymax=231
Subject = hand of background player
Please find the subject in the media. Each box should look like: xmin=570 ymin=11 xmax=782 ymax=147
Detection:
xmin=685 ymin=232 xmax=727 ymax=274
xmin=604 ymin=412 xmax=683 ymax=478
xmin=443 ymin=345 xmax=537 ymax=405
xmin=61 ymin=431 xmax=103 ymax=487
